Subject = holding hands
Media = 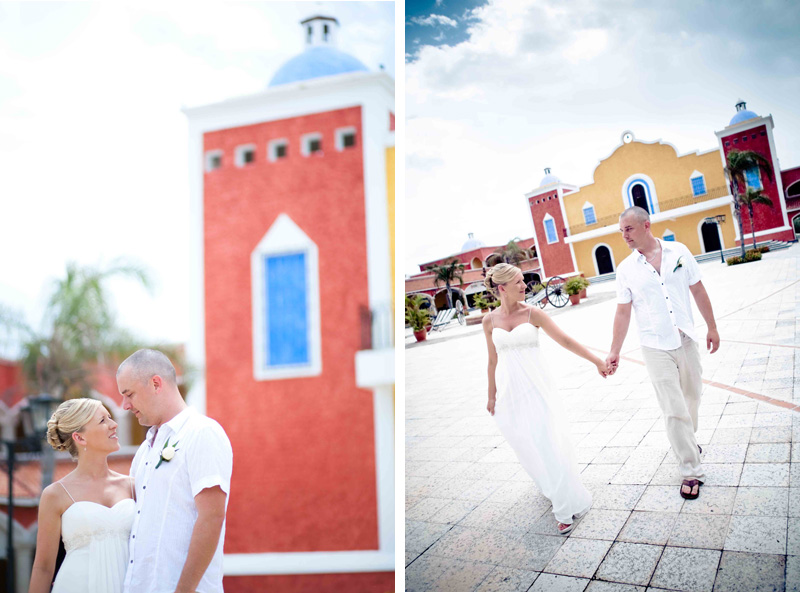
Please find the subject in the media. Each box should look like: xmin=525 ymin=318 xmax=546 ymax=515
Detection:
xmin=605 ymin=351 xmax=620 ymax=375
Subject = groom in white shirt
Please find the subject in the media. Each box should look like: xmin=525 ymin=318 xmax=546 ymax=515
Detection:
xmin=607 ymin=207 xmax=719 ymax=500
xmin=117 ymin=349 xmax=233 ymax=593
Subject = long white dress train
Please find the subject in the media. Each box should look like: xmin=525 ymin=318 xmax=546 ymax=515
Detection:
xmin=51 ymin=484 xmax=134 ymax=593
xmin=492 ymin=321 xmax=591 ymax=524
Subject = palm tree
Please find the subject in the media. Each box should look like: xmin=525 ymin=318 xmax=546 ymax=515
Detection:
xmin=724 ymin=150 xmax=773 ymax=257
xmin=487 ymin=238 xmax=535 ymax=267
xmin=1 ymin=260 xmax=193 ymax=400
xmin=739 ymin=187 xmax=774 ymax=250
xmin=427 ymin=259 xmax=465 ymax=310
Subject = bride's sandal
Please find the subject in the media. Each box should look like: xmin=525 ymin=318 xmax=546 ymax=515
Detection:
xmin=557 ymin=521 xmax=574 ymax=535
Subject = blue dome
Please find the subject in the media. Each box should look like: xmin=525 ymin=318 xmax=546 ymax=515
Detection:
xmin=269 ymin=46 xmax=369 ymax=87
xmin=729 ymin=109 xmax=758 ymax=125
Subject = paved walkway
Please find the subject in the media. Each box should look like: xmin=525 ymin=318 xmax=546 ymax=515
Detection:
xmin=405 ymin=243 xmax=800 ymax=592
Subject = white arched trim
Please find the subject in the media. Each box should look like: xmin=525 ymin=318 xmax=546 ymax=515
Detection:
xmin=591 ymin=242 xmax=616 ymax=276
xmin=697 ymin=217 xmax=725 ymax=253
xmin=543 ymin=213 xmax=558 ymax=244
xmin=785 ymin=179 xmax=800 ymax=199
xmin=621 ymin=173 xmax=659 ymax=214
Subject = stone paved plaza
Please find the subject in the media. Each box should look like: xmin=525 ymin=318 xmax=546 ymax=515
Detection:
xmin=405 ymin=243 xmax=800 ymax=592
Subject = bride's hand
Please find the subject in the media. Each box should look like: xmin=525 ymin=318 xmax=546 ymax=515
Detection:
xmin=595 ymin=360 xmax=610 ymax=378
xmin=487 ymin=397 xmax=496 ymax=415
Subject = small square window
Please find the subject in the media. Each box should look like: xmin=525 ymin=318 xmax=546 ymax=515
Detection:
xmin=335 ymin=127 xmax=357 ymax=151
xmin=268 ymin=139 xmax=289 ymax=162
xmin=205 ymin=150 xmax=223 ymax=172
xmin=301 ymin=133 xmax=323 ymax=157
xmin=751 ymin=134 xmax=757 ymax=139
xmin=742 ymin=136 xmax=748 ymax=142
xmin=725 ymin=141 xmax=730 ymax=147
xmin=734 ymin=138 xmax=739 ymax=144
xmin=760 ymin=131 xmax=766 ymax=136
xmin=235 ymin=144 xmax=257 ymax=168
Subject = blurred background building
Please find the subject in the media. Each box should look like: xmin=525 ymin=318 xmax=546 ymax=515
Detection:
xmin=183 ymin=15 xmax=395 ymax=592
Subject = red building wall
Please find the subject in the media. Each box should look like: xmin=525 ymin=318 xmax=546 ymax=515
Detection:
xmin=720 ymin=124 xmax=793 ymax=242
xmin=528 ymin=190 xmax=575 ymax=277
xmin=202 ymin=107 xmax=380 ymax=556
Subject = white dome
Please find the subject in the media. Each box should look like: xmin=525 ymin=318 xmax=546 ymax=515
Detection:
xmin=539 ymin=167 xmax=560 ymax=186
xmin=461 ymin=233 xmax=485 ymax=252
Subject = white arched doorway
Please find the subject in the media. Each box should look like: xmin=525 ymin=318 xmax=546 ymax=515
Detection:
xmin=697 ymin=218 xmax=724 ymax=253
xmin=592 ymin=243 xmax=615 ymax=276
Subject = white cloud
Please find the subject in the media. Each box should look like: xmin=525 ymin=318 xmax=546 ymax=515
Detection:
xmin=411 ymin=14 xmax=458 ymax=27
xmin=405 ymin=0 xmax=800 ymax=274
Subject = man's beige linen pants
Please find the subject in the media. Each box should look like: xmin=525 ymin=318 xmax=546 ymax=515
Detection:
xmin=640 ymin=332 xmax=705 ymax=481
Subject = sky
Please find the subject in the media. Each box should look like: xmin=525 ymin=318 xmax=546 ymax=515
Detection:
xmin=0 ymin=1 xmax=394 ymax=358
xmin=405 ymin=0 xmax=800 ymax=275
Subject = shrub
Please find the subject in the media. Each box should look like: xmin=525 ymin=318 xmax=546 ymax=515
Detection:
xmin=745 ymin=249 xmax=762 ymax=262
xmin=726 ymin=256 xmax=743 ymax=266
xmin=565 ymin=277 xmax=585 ymax=296
xmin=757 ymin=245 xmax=770 ymax=253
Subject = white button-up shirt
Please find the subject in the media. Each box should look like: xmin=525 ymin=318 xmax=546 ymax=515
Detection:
xmin=124 ymin=407 xmax=233 ymax=593
xmin=616 ymin=239 xmax=702 ymax=350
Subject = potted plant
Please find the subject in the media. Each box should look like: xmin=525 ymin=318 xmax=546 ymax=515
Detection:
xmin=579 ymin=276 xmax=590 ymax=299
xmin=405 ymin=295 xmax=431 ymax=342
xmin=565 ymin=277 xmax=584 ymax=305
xmin=473 ymin=293 xmax=491 ymax=313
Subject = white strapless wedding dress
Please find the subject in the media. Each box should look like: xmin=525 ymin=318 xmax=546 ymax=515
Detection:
xmin=52 ymin=499 xmax=135 ymax=593
xmin=492 ymin=323 xmax=591 ymax=523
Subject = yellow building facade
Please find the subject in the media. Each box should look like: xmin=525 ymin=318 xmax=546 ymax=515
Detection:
xmin=527 ymin=131 xmax=739 ymax=279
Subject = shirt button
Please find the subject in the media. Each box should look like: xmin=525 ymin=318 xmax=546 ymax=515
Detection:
xmin=143 ymin=486 xmax=146 ymax=490
xmin=137 ymin=511 xmax=141 ymax=514
xmin=130 ymin=560 xmax=134 ymax=564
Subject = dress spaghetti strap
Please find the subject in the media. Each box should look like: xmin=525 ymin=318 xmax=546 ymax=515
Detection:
xmin=490 ymin=311 xmax=495 ymax=328
xmin=58 ymin=481 xmax=76 ymax=503
xmin=528 ymin=306 xmax=532 ymax=324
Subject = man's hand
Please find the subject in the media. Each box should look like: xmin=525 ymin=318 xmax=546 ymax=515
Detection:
xmin=706 ymin=328 xmax=720 ymax=354
xmin=605 ymin=351 xmax=620 ymax=375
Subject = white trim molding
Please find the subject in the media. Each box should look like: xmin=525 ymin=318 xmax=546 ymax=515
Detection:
xmin=566 ymin=195 xmax=733 ymax=244
xmin=621 ymin=173 xmax=659 ymax=214
xmin=223 ymin=550 xmax=394 ymax=576
xmin=251 ymin=214 xmax=322 ymax=381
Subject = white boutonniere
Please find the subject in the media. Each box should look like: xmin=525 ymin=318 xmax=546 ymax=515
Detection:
xmin=156 ymin=438 xmax=179 ymax=469
xmin=673 ymin=256 xmax=684 ymax=273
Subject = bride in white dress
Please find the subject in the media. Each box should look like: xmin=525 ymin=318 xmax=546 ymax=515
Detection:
xmin=29 ymin=398 xmax=134 ymax=593
xmin=482 ymin=264 xmax=610 ymax=535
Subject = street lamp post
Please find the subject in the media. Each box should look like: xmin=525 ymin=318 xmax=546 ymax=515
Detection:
xmin=704 ymin=215 xmax=727 ymax=263
xmin=4 ymin=394 xmax=59 ymax=593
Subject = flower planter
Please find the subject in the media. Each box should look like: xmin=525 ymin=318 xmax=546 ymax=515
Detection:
xmin=569 ymin=294 xmax=580 ymax=305
xmin=414 ymin=328 xmax=427 ymax=342
xmin=579 ymin=288 xmax=587 ymax=299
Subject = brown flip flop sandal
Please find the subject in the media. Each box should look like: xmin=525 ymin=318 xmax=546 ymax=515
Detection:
xmin=680 ymin=479 xmax=701 ymax=500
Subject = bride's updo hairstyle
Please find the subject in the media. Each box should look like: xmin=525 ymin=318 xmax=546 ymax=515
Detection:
xmin=484 ymin=263 xmax=521 ymax=297
xmin=46 ymin=398 xmax=102 ymax=460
